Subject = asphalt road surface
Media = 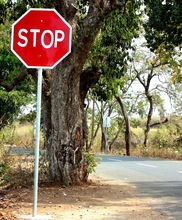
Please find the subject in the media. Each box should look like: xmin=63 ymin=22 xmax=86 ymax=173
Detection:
xmin=95 ymin=155 xmax=182 ymax=220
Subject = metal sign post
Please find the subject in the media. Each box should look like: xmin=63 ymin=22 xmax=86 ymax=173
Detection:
xmin=103 ymin=116 xmax=111 ymax=153
xmin=11 ymin=8 xmax=72 ymax=219
xmin=33 ymin=68 xmax=42 ymax=217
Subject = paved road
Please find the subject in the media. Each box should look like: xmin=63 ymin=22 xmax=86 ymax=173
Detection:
xmin=8 ymin=146 xmax=34 ymax=155
xmin=95 ymin=155 xmax=182 ymax=220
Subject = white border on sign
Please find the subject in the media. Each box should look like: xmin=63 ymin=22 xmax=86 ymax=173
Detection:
xmin=11 ymin=8 xmax=72 ymax=69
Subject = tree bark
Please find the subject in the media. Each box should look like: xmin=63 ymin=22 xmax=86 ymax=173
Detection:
xmin=109 ymin=121 xmax=124 ymax=152
xmin=49 ymin=62 xmax=87 ymax=184
xmin=135 ymin=66 xmax=156 ymax=148
xmin=115 ymin=96 xmax=131 ymax=156
xmin=100 ymin=107 xmax=106 ymax=153
xmin=41 ymin=3 xmax=92 ymax=184
xmin=90 ymin=98 xmax=95 ymax=151
xmin=144 ymin=94 xmax=153 ymax=148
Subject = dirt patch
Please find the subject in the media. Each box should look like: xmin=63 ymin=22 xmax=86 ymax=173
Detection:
xmin=0 ymin=174 xmax=168 ymax=220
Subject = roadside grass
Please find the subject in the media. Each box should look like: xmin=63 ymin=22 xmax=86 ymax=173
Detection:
xmin=1 ymin=120 xmax=182 ymax=189
xmin=0 ymin=121 xmax=46 ymax=189
xmin=131 ymin=145 xmax=182 ymax=160
xmin=91 ymin=125 xmax=182 ymax=160
xmin=0 ymin=121 xmax=44 ymax=149
xmin=12 ymin=122 xmax=34 ymax=148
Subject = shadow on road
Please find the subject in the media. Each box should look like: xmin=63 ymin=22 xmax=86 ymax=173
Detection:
xmin=132 ymin=181 xmax=182 ymax=219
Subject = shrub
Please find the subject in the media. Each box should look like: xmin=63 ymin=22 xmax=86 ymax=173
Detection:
xmin=0 ymin=122 xmax=47 ymax=189
xmin=149 ymin=127 xmax=169 ymax=148
xmin=0 ymin=149 xmax=49 ymax=188
xmin=0 ymin=146 xmax=14 ymax=187
xmin=84 ymin=152 xmax=102 ymax=174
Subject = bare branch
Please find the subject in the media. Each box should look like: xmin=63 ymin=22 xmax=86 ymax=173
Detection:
xmin=150 ymin=118 xmax=168 ymax=128
xmin=55 ymin=0 xmax=77 ymax=21
xmin=80 ymin=66 xmax=102 ymax=102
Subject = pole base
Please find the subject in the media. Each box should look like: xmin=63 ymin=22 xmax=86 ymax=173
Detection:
xmin=17 ymin=215 xmax=52 ymax=220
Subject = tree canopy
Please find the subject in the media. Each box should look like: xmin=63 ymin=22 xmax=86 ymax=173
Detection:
xmin=0 ymin=15 xmax=35 ymax=128
xmin=144 ymin=0 xmax=182 ymax=50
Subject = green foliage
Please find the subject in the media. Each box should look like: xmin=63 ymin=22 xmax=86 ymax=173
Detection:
xmin=92 ymin=77 xmax=123 ymax=101
xmin=0 ymin=150 xmax=48 ymax=188
xmin=130 ymin=118 xmax=141 ymax=128
xmin=0 ymin=0 xmax=11 ymax=24
xmin=0 ymin=128 xmax=14 ymax=186
xmin=144 ymin=1 xmax=182 ymax=83
xmin=154 ymin=45 xmax=182 ymax=83
xmin=0 ymin=90 xmax=33 ymax=129
xmin=0 ymin=122 xmax=47 ymax=188
xmin=0 ymin=146 xmax=14 ymax=185
xmin=148 ymin=116 xmax=182 ymax=150
xmin=135 ymin=99 xmax=148 ymax=118
xmin=130 ymin=116 xmax=182 ymax=160
xmin=0 ymin=17 xmax=36 ymax=129
xmin=108 ymin=119 xmax=122 ymax=139
xmin=0 ymin=0 xmax=55 ymax=23
xmin=0 ymin=22 xmax=21 ymax=79
xmin=77 ymin=0 xmax=88 ymax=25
xmin=152 ymin=92 xmax=165 ymax=117
xmin=178 ymin=147 xmax=182 ymax=155
xmin=150 ymin=126 xmax=170 ymax=148
xmin=144 ymin=0 xmax=182 ymax=50
xmin=87 ymin=0 xmax=142 ymax=102
xmin=168 ymin=83 xmax=182 ymax=114
xmin=84 ymin=152 xmax=102 ymax=174
xmin=19 ymin=110 xmax=36 ymax=124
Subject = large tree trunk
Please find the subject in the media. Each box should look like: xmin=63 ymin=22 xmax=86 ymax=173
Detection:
xmin=88 ymin=98 xmax=95 ymax=151
xmin=41 ymin=70 xmax=55 ymax=180
xmin=41 ymin=1 xmax=123 ymax=184
xmin=43 ymin=50 xmax=103 ymax=184
xmin=42 ymin=63 xmax=102 ymax=185
xmin=0 ymin=0 xmax=130 ymax=184
xmin=50 ymin=65 xmax=87 ymax=184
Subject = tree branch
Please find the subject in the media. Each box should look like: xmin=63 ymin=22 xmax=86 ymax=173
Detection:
xmin=150 ymin=118 xmax=168 ymax=128
xmin=55 ymin=0 xmax=77 ymax=21
xmin=134 ymin=67 xmax=146 ymax=88
xmin=80 ymin=66 xmax=102 ymax=102
xmin=0 ymin=66 xmax=36 ymax=92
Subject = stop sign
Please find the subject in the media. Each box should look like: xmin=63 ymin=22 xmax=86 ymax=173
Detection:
xmin=11 ymin=8 xmax=72 ymax=69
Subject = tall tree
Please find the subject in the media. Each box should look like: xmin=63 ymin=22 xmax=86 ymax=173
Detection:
xmin=144 ymin=0 xmax=182 ymax=82
xmin=0 ymin=0 xmax=142 ymax=184
xmin=131 ymin=43 xmax=169 ymax=147
xmin=115 ymin=96 xmax=131 ymax=155
xmin=88 ymin=2 xmax=141 ymax=154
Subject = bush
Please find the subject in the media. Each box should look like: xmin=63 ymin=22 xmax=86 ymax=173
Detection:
xmin=0 ymin=122 xmax=47 ymax=189
xmin=84 ymin=152 xmax=102 ymax=174
xmin=0 ymin=146 xmax=14 ymax=187
xmin=0 ymin=149 xmax=49 ymax=189
xmin=149 ymin=127 xmax=170 ymax=148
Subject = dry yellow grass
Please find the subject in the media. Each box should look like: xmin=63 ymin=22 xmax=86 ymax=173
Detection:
xmin=0 ymin=121 xmax=44 ymax=149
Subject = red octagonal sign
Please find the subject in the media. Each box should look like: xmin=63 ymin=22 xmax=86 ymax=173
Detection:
xmin=11 ymin=8 xmax=72 ymax=69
